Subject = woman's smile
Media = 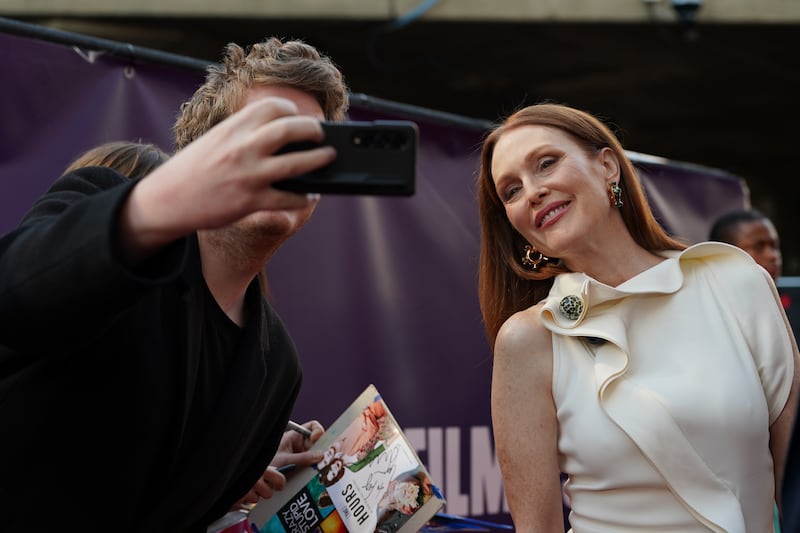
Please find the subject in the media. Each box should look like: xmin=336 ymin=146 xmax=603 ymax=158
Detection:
xmin=536 ymin=201 xmax=571 ymax=229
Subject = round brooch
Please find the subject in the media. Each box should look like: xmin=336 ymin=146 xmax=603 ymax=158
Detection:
xmin=559 ymin=294 xmax=584 ymax=321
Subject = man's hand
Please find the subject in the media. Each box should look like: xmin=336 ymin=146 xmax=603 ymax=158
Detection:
xmin=232 ymin=420 xmax=326 ymax=510
xmin=118 ymin=97 xmax=336 ymax=263
xmin=271 ymin=420 xmax=325 ymax=468
xmin=233 ymin=466 xmax=289 ymax=509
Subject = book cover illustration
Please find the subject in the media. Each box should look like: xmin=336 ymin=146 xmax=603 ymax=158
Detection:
xmin=248 ymin=384 xmax=445 ymax=533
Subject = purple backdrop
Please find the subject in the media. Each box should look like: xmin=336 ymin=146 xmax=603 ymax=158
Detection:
xmin=0 ymin=25 xmax=747 ymax=525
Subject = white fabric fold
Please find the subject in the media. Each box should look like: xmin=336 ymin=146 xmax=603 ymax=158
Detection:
xmin=540 ymin=242 xmax=762 ymax=532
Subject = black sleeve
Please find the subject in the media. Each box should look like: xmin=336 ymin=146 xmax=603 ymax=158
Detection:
xmin=0 ymin=166 xmax=187 ymax=350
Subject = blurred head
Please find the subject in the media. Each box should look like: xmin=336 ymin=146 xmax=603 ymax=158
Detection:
xmin=477 ymin=103 xmax=685 ymax=344
xmin=64 ymin=141 xmax=169 ymax=180
xmin=709 ymin=209 xmax=782 ymax=280
xmin=173 ymin=37 xmax=349 ymax=150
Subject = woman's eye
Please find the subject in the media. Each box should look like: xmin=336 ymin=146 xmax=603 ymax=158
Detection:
xmin=540 ymin=157 xmax=557 ymax=170
xmin=500 ymin=184 xmax=521 ymax=202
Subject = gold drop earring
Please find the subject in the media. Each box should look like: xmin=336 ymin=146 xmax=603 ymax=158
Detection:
xmin=521 ymin=244 xmax=549 ymax=270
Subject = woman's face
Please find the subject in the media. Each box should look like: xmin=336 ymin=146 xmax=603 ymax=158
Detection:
xmin=326 ymin=460 xmax=342 ymax=482
xmin=322 ymin=446 xmax=336 ymax=465
xmin=490 ymin=124 xmax=617 ymax=259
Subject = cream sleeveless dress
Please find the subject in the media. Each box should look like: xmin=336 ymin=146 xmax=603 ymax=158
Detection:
xmin=540 ymin=243 xmax=794 ymax=532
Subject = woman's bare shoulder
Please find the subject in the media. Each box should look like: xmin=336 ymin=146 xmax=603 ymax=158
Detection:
xmin=495 ymin=303 xmax=551 ymax=355
xmin=493 ymin=303 xmax=553 ymax=385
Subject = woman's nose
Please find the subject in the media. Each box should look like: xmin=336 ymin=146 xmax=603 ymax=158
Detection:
xmin=526 ymin=183 xmax=549 ymax=205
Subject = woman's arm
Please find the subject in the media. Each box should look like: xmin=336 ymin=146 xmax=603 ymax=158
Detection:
xmin=491 ymin=307 xmax=564 ymax=533
xmin=769 ymin=305 xmax=800 ymax=509
xmin=707 ymin=252 xmax=800 ymax=510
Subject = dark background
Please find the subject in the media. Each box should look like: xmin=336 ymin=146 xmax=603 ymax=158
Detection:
xmin=16 ymin=16 xmax=800 ymax=274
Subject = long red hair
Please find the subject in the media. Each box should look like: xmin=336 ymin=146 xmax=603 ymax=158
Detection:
xmin=476 ymin=104 xmax=686 ymax=346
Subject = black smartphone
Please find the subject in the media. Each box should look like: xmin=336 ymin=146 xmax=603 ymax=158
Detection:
xmin=272 ymin=120 xmax=418 ymax=196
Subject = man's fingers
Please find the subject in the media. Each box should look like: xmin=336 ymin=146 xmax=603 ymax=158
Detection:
xmin=291 ymin=449 xmax=325 ymax=467
xmin=257 ymin=188 xmax=319 ymax=211
xmin=254 ymin=482 xmax=275 ymax=500
xmin=307 ymin=420 xmax=325 ymax=441
xmin=248 ymin=113 xmax=325 ymax=158
xmin=233 ymin=96 xmax=301 ymax=131
xmin=259 ymin=145 xmax=336 ymax=186
xmin=261 ymin=468 xmax=287 ymax=491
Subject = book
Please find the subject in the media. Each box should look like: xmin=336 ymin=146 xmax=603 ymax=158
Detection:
xmin=248 ymin=384 xmax=446 ymax=533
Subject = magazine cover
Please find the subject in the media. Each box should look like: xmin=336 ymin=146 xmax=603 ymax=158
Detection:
xmin=248 ymin=384 xmax=445 ymax=533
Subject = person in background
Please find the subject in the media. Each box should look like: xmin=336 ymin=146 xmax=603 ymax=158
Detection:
xmin=61 ymin=139 xmax=170 ymax=180
xmin=709 ymin=208 xmax=782 ymax=281
xmin=477 ymin=102 xmax=799 ymax=532
xmin=0 ymin=36 xmax=347 ymax=532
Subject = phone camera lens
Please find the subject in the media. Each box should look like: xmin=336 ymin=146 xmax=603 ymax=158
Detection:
xmin=389 ymin=133 xmax=407 ymax=150
xmin=350 ymin=129 xmax=409 ymax=150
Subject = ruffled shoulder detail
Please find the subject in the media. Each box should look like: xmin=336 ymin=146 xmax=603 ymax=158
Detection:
xmin=540 ymin=241 xmax=751 ymax=332
xmin=540 ymin=242 xmax=750 ymax=532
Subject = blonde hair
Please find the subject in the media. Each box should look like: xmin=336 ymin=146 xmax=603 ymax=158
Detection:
xmin=173 ymin=38 xmax=349 ymax=150
xmin=64 ymin=141 xmax=169 ymax=180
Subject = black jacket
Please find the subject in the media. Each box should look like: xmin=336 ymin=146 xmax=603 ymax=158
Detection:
xmin=0 ymin=167 xmax=302 ymax=532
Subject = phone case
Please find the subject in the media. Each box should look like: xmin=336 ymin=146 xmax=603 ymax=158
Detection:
xmin=273 ymin=120 xmax=418 ymax=196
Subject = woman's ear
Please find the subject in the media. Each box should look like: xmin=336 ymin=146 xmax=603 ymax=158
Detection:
xmin=598 ymin=147 xmax=621 ymax=182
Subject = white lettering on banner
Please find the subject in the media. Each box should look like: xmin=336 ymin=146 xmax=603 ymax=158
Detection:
xmin=470 ymin=426 xmax=509 ymax=515
xmin=446 ymin=426 xmax=469 ymax=514
xmin=405 ymin=426 xmax=509 ymax=516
